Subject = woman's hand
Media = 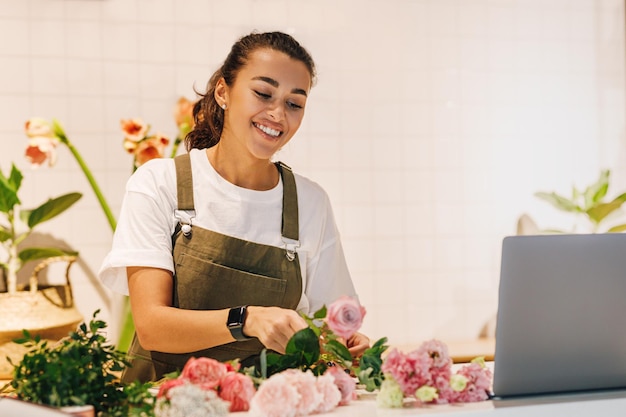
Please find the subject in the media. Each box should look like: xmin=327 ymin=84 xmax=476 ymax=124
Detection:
xmin=243 ymin=306 xmax=308 ymax=354
xmin=346 ymin=331 xmax=370 ymax=357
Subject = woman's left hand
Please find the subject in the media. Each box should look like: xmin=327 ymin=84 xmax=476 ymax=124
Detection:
xmin=346 ymin=331 xmax=370 ymax=357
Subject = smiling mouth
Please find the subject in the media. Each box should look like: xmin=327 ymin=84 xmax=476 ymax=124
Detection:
xmin=254 ymin=122 xmax=282 ymax=138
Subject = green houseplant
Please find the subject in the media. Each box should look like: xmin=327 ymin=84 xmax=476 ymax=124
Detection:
xmin=535 ymin=169 xmax=626 ymax=233
xmin=4 ymin=311 xmax=155 ymax=417
xmin=0 ymin=163 xmax=81 ymax=295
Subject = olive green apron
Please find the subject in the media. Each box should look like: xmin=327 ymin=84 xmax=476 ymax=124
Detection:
xmin=121 ymin=153 xmax=303 ymax=383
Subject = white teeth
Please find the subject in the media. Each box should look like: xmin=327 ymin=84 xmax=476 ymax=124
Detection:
xmin=256 ymin=123 xmax=281 ymax=137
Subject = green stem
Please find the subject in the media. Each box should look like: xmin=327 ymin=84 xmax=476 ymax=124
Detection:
xmin=53 ymin=121 xmax=117 ymax=232
xmin=169 ymin=136 xmax=182 ymax=159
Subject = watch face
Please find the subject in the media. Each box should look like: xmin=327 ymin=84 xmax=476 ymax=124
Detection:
xmin=227 ymin=306 xmax=246 ymax=327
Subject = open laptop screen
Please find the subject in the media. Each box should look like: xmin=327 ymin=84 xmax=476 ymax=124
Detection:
xmin=492 ymin=233 xmax=626 ymax=398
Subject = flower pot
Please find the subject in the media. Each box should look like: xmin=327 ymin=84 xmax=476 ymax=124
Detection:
xmin=59 ymin=404 xmax=95 ymax=417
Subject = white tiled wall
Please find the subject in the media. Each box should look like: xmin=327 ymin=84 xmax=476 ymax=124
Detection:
xmin=0 ymin=0 xmax=624 ymax=347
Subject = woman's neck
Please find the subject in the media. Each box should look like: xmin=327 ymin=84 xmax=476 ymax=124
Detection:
xmin=205 ymin=146 xmax=279 ymax=191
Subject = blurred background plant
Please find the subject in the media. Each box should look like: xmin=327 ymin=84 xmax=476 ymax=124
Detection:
xmin=22 ymin=97 xmax=195 ymax=351
xmin=0 ymin=162 xmax=81 ymax=295
xmin=534 ymin=169 xmax=626 ymax=233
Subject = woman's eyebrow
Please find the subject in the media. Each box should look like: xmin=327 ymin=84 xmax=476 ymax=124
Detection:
xmin=253 ymin=76 xmax=308 ymax=97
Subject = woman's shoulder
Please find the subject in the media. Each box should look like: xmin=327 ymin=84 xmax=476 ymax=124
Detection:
xmin=292 ymin=170 xmax=331 ymax=206
xmin=126 ymin=157 xmax=177 ymax=196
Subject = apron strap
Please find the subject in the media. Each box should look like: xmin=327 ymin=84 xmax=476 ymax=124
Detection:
xmin=175 ymin=153 xmax=194 ymax=210
xmin=275 ymin=162 xmax=299 ymax=242
xmin=173 ymin=154 xmax=300 ymax=245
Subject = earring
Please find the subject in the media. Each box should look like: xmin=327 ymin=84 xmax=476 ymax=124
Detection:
xmin=221 ymin=104 xmax=226 ymax=110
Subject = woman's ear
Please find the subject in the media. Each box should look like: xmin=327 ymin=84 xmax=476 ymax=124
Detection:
xmin=214 ymin=78 xmax=229 ymax=109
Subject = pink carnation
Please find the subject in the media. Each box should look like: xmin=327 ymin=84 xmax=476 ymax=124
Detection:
xmin=326 ymin=296 xmax=366 ymax=340
xmin=416 ymin=339 xmax=453 ymax=370
xmin=381 ymin=348 xmax=431 ymax=396
xmin=218 ymin=372 xmax=256 ymax=412
xmin=249 ymin=373 xmax=300 ymax=417
xmin=181 ymin=357 xmax=228 ymax=389
xmin=313 ymin=373 xmax=342 ymax=414
xmin=281 ymin=369 xmax=323 ymax=416
xmin=326 ymin=365 xmax=357 ymax=405
xmin=451 ymin=363 xmax=493 ymax=403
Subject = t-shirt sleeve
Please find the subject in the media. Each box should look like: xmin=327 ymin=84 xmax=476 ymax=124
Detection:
xmin=303 ymin=193 xmax=358 ymax=314
xmin=98 ymin=159 xmax=177 ymax=295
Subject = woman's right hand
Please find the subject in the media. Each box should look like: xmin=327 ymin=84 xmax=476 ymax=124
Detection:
xmin=243 ymin=306 xmax=308 ymax=354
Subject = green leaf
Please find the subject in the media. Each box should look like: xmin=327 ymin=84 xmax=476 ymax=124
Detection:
xmin=313 ymin=305 xmax=327 ymax=319
xmin=0 ymin=227 xmax=11 ymax=242
xmin=0 ymin=166 xmax=20 ymax=213
xmin=18 ymin=247 xmax=78 ymax=264
xmin=26 ymin=192 xmax=82 ymax=228
xmin=585 ymin=192 xmax=626 ymax=224
xmin=324 ymin=339 xmax=353 ymax=364
xmin=284 ymin=327 xmax=320 ymax=367
xmin=534 ymin=191 xmax=581 ymax=213
xmin=607 ymin=224 xmax=626 ymax=232
xmin=584 ymin=170 xmax=610 ymax=208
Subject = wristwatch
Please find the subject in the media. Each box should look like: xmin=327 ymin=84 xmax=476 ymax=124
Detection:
xmin=227 ymin=306 xmax=251 ymax=341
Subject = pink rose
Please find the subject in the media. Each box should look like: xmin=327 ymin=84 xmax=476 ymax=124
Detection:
xmin=218 ymin=372 xmax=256 ymax=412
xmin=249 ymin=373 xmax=300 ymax=417
xmin=325 ymin=296 xmax=366 ymax=340
xmin=313 ymin=373 xmax=341 ymax=414
xmin=326 ymin=365 xmax=357 ymax=405
xmin=181 ymin=357 xmax=228 ymax=389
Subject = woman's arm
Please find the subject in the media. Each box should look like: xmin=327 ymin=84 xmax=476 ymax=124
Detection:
xmin=128 ymin=266 xmax=307 ymax=354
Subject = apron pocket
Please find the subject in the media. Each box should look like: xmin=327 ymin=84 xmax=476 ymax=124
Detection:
xmin=175 ymin=252 xmax=288 ymax=309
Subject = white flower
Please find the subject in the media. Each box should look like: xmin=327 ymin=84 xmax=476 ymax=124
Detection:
xmin=154 ymin=382 xmax=229 ymax=417
xmin=376 ymin=377 xmax=404 ymax=408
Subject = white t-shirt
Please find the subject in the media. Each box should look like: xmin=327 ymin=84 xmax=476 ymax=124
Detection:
xmin=98 ymin=148 xmax=357 ymax=314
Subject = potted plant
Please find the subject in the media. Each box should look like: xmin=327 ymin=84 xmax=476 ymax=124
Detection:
xmin=4 ymin=311 xmax=155 ymax=417
xmin=534 ymin=169 xmax=626 ymax=233
xmin=0 ymin=163 xmax=81 ymax=294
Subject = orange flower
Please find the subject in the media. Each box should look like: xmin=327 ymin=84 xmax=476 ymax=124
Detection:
xmin=24 ymin=118 xmax=61 ymax=168
xmin=173 ymin=97 xmax=194 ymax=129
xmin=133 ymin=134 xmax=170 ymax=167
xmin=120 ymin=118 xmax=148 ymax=144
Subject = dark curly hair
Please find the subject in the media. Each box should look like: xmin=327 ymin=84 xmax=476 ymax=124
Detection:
xmin=185 ymin=31 xmax=317 ymax=151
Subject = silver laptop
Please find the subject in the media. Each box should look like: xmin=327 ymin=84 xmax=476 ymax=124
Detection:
xmin=492 ymin=233 xmax=626 ymax=398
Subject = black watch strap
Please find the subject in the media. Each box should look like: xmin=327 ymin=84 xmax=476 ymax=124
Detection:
xmin=227 ymin=306 xmax=251 ymax=341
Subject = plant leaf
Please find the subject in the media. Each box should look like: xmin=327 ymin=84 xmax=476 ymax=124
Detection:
xmin=607 ymin=224 xmax=626 ymax=232
xmin=583 ymin=169 xmax=610 ymax=208
xmin=586 ymin=192 xmax=626 ymax=224
xmin=18 ymin=247 xmax=78 ymax=264
xmin=0 ymin=227 xmax=11 ymax=242
xmin=284 ymin=327 xmax=320 ymax=367
xmin=534 ymin=191 xmax=581 ymax=213
xmin=0 ymin=165 xmax=21 ymax=213
xmin=26 ymin=192 xmax=82 ymax=228
xmin=324 ymin=339 xmax=353 ymax=364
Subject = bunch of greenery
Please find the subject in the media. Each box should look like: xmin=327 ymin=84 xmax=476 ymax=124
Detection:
xmin=5 ymin=310 xmax=155 ymax=417
xmin=535 ymin=169 xmax=626 ymax=233
xmin=0 ymin=163 xmax=81 ymax=293
xmin=249 ymin=305 xmax=388 ymax=392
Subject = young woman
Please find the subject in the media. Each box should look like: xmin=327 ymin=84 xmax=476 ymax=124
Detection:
xmin=99 ymin=31 xmax=369 ymax=382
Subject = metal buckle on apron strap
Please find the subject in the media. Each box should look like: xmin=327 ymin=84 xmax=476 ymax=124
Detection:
xmin=174 ymin=209 xmax=196 ymax=236
xmin=282 ymin=237 xmax=301 ymax=261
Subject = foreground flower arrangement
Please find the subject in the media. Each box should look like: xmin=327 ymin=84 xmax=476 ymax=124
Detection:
xmin=153 ymin=296 xmax=493 ymax=417
xmin=3 ymin=296 xmax=493 ymax=416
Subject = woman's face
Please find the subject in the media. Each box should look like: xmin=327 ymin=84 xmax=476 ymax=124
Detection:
xmin=217 ymin=48 xmax=312 ymax=161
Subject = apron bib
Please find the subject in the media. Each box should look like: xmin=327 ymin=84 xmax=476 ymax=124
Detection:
xmin=121 ymin=154 xmax=302 ymax=382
